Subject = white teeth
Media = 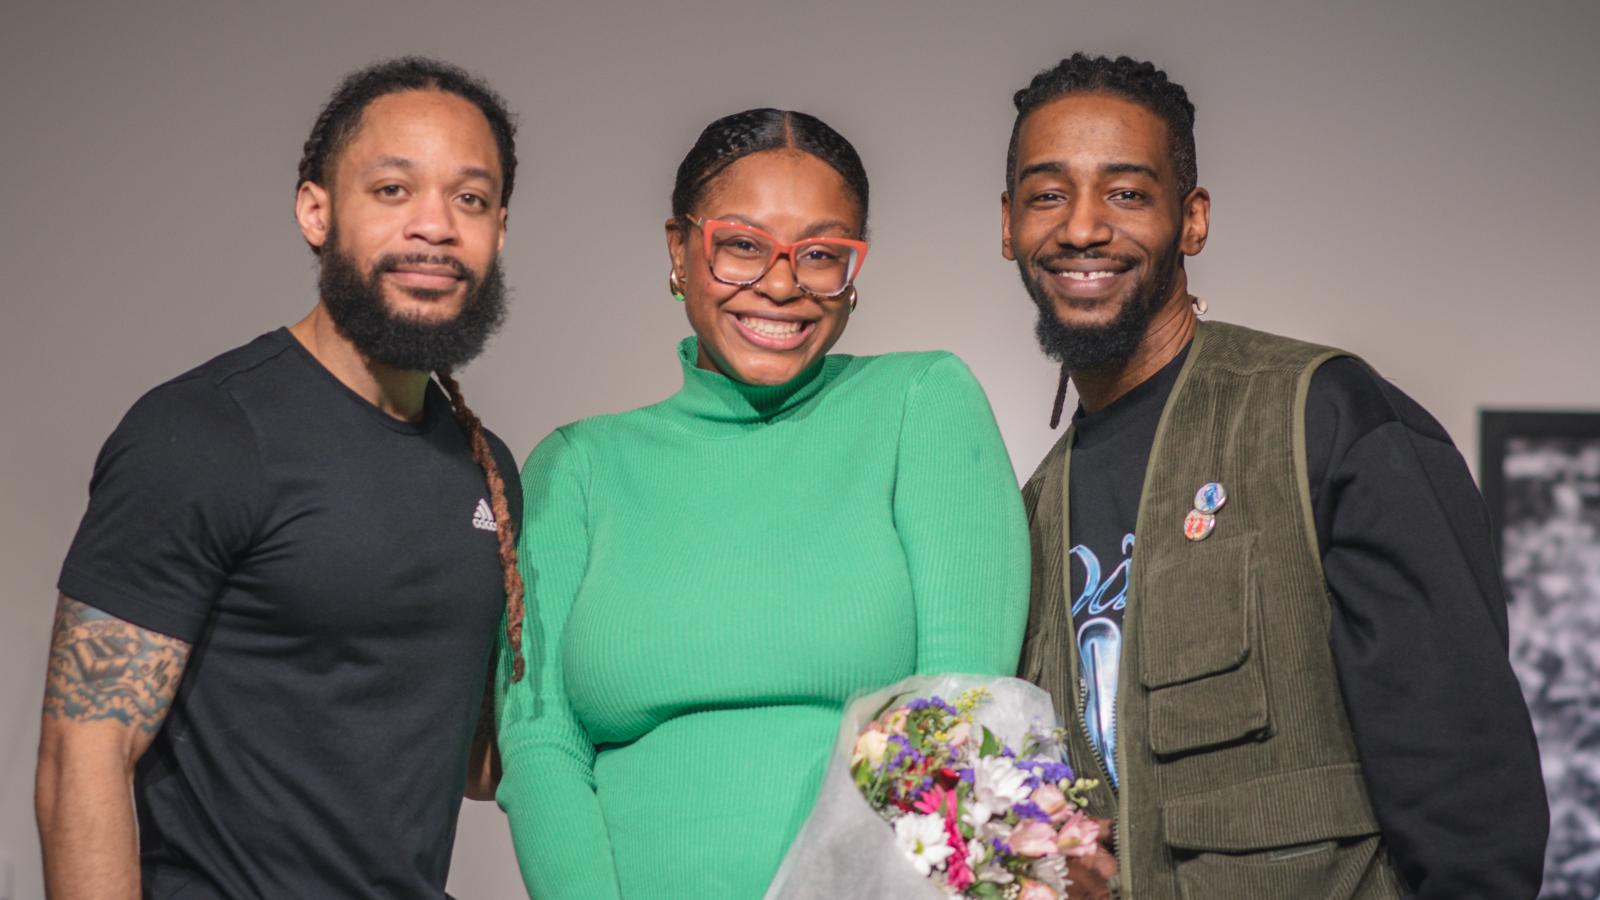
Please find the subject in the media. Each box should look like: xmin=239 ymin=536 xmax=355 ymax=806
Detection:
xmin=1058 ymin=270 xmax=1117 ymax=281
xmin=738 ymin=315 xmax=804 ymax=338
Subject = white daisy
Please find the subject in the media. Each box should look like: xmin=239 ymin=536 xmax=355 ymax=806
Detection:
xmin=965 ymin=756 xmax=1032 ymax=827
xmin=894 ymin=813 xmax=955 ymax=876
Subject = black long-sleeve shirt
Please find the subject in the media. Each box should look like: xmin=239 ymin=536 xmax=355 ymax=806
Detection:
xmin=1061 ymin=345 xmax=1548 ymax=899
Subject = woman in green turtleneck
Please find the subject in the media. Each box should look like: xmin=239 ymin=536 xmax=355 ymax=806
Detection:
xmin=495 ymin=109 xmax=1029 ymax=900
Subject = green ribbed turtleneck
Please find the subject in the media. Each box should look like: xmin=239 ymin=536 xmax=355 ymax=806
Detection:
xmin=661 ymin=337 xmax=839 ymax=430
xmin=496 ymin=338 xmax=1030 ymax=899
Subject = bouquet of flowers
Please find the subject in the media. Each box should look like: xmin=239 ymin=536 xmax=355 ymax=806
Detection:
xmin=766 ymin=675 xmax=1117 ymax=900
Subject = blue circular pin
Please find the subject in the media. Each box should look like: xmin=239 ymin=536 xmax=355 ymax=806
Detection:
xmin=1194 ymin=482 xmax=1227 ymax=515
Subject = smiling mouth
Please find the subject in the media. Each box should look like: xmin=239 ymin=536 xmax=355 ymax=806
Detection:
xmin=1040 ymin=259 xmax=1134 ymax=301
xmin=731 ymin=313 xmax=816 ymax=350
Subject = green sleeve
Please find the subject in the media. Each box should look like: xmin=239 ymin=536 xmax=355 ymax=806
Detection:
xmin=495 ymin=429 xmax=622 ymax=899
xmin=893 ymin=354 xmax=1031 ymax=675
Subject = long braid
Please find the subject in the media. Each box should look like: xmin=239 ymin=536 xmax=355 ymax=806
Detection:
xmin=437 ymin=371 xmax=527 ymax=682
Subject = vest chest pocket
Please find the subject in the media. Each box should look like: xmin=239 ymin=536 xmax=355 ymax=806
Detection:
xmin=1137 ymin=533 xmax=1270 ymax=756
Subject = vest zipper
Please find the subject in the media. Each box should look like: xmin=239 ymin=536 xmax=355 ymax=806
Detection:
xmin=1071 ymin=655 xmax=1125 ymax=897
xmin=1075 ymin=675 xmax=1114 ymax=790
xmin=1113 ymin=667 xmax=1130 ymax=899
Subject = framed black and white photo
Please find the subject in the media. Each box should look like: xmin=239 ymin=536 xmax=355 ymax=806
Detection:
xmin=1481 ymin=410 xmax=1600 ymax=899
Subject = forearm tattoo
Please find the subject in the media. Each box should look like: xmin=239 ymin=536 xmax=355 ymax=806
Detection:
xmin=43 ymin=596 xmax=191 ymax=734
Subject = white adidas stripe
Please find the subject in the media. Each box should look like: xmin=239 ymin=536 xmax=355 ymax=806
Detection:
xmin=472 ymin=498 xmax=497 ymax=532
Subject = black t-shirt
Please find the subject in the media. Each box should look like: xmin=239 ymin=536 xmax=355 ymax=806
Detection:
xmin=1062 ymin=345 xmax=1185 ymax=791
xmin=1063 ymin=344 xmax=1548 ymax=898
xmin=58 ymin=328 xmax=522 ymax=900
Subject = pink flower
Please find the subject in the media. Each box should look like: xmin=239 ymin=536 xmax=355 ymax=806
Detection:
xmin=883 ymin=707 xmax=910 ymax=735
xmin=943 ymin=813 xmax=974 ymax=890
xmin=851 ymin=730 xmax=890 ymax=768
xmin=946 ymin=846 xmax=975 ymax=889
xmin=1017 ymin=877 xmax=1059 ymax=900
xmin=1010 ymin=820 xmax=1059 ymax=857
xmin=912 ymin=784 xmax=955 ymax=818
xmin=1031 ymin=783 xmax=1070 ymax=823
xmin=1055 ymin=810 xmax=1103 ymax=858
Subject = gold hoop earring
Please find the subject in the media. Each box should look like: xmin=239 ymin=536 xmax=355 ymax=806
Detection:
xmin=668 ymin=270 xmax=686 ymax=302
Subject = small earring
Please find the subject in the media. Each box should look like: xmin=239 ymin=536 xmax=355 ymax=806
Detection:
xmin=668 ymin=270 xmax=686 ymax=302
xmin=1191 ymin=294 xmax=1207 ymax=316
xmin=845 ymin=285 xmax=859 ymax=313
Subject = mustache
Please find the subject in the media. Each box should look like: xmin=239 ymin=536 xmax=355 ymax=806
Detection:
xmin=1036 ymin=250 xmax=1140 ymax=269
xmin=372 ymin=252 xmax=475 ymax=283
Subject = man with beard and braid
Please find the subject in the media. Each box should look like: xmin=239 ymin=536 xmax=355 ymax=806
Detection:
xmin=1006 ymin=55 xmax=1548 ymax=899
xmin=34 ymin=58 xmax=525 ymax=899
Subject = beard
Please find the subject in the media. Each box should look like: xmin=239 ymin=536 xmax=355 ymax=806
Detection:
xmin=318 ymin=226 xmax=508 ymax=372
xmin=1019 ymin=235 xmax=1182 ymax=375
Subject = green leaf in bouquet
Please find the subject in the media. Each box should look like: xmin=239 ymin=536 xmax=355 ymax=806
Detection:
xmin=979 ymin=726 xmax=1001 ymax=758
xmin=870 ymin=692 xmax=910 ymax=724
xmin=909 ymin=725 xmax=930 ymax=754
xmin=969 ymin=881 xmax=1006 ymax=899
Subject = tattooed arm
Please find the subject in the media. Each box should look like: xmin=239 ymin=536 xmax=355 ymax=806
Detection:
xmin=35 ymin=594 xmax=191 ymax=900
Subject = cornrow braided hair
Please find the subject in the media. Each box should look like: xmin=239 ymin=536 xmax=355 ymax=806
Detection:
xmin=671 ymin=108 xmax=870 ymax=236
xmin=297 ymin=56 xmax=518 ymax=256
xmin=436 ymin=371 xmax=527 ymax=683
xmin=1006 ymin=53 xmax=1197 ymax=197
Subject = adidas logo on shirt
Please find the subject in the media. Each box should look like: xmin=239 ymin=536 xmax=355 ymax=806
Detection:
xmin=471 ymin=498 xmax=497 ymax=533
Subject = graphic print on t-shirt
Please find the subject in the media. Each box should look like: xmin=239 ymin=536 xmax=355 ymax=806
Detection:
xmin=472 ymin=497 xmax=497 ymax=532
xmin=1071 ymin=533 xmax=1133 ymax=788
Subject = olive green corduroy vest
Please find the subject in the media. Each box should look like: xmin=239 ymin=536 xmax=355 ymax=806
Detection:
xmin=1019 ymin=321 xmax=1408 ymax=899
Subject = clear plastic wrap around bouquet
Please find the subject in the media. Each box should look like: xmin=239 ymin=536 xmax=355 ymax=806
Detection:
xmin=766 ymin=674 xmax=1117 ymax=900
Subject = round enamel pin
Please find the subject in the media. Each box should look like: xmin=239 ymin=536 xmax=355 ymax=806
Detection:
xmin=1184 ymin=509 xmax=1216 ymax=541
xmin=1194 ymin=482 xmax=1228 ymax=515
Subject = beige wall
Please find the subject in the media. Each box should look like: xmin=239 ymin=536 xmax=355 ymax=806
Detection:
xmin=3 ymin=1 xmax=1597 ymax=897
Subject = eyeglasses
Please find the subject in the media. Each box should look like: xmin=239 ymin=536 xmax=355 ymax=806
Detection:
xmin=686 ymin=216 xmax=868 ymax=299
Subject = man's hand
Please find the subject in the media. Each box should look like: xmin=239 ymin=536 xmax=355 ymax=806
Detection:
xmin=1063 ymin=816 xmax=1118 ymax=900
xmin=35 ymin=594 xmax=191 ymax=900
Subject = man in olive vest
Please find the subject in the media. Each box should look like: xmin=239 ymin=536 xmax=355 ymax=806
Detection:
xmin=1007 ymin=53 xmax=1548 ymax=899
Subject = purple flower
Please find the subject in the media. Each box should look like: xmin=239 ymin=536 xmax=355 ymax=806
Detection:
xmin=957 ymin=767 xmax=975 ymax=783
xmin=1017 ymin=759 xmax=1075 ymax=784
xmin=1011 ymin=800 xmax=1051 ymax=822
xmin=1042 ymin=761 xmax=1074 ymax=782
xmin=888 ymin=734 xmax=923 ymax=769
